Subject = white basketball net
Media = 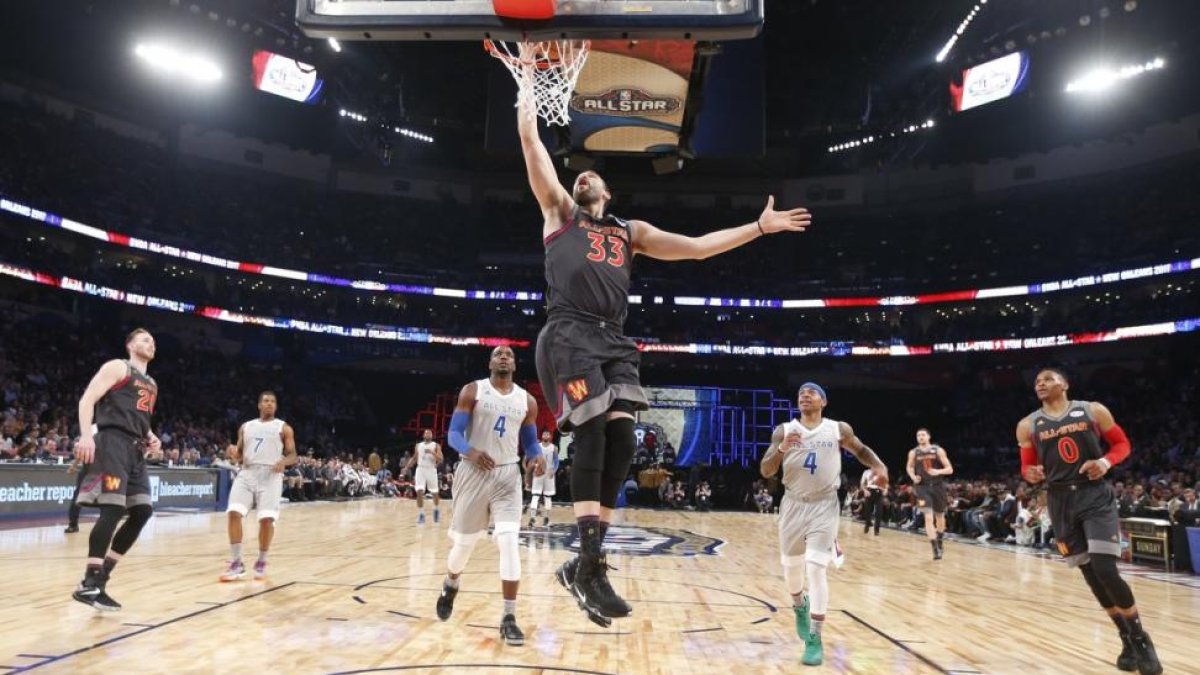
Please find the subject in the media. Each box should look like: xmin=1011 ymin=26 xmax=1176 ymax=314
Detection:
xmin=486 ymin=40 xmax=591 ymax=126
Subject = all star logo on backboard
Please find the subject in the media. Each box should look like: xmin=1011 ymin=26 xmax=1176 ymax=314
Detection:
xmin=517 ymin=523 xmax=724 ymax=557
xmin=570 ymin=88 xmax=681 ymax=117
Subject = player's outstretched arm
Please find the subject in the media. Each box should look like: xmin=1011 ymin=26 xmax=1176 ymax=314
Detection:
xmin=631 ymin=196 xmax=811 ymax=261
xmin=838 ymin=422 xmax=888 ymax=486
xmin=517 ymin=95 xmax=572 ymax=225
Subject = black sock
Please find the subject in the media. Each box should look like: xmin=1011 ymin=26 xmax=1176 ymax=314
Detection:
xmin=84 ymin=563 xmax=103 ymax=585
xmin=937 ymin=531 xmax=944 ymax=541
xmin=102 ymin=557 xmax=118 ymax=577
xmin=1124 ymin=612 xmax=1145 ymax=637
xmin=1110 ymin=613 xmax=1129 ymax=636
xmin=577 ymin=515 xmax=601 ymax=561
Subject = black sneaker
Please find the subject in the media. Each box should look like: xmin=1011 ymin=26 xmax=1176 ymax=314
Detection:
xmin=1116 ymin=634 xmax=1136 ymax=672
xmin=932 ymin=541 xmax=943 ymax=561
xmin=64 ymin=524 xmax=79 ymax=534
xmin=435 ymin=583 xmax=458 ymax=621
xmin=499 ymin=613 xmax=525 ymax=646
xmin=91 ymin=590 xmax=122 ymax=611
xmin=557 ymin=557 xmax=609 ymax=628
xmin=1132 ymin=633 xmax=1162 ymax=675
xmin=571 ymin=556 xmax=632 ymax=620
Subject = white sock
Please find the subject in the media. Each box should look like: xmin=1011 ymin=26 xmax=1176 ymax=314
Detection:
xmin=231 ymin=543 xmax=242 ymax=561
xmin=503 ymin=598 xmax=517 ymax=617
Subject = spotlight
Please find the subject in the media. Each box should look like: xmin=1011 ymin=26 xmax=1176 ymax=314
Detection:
xmin=327 ymin=37 xmax=342 ymax=53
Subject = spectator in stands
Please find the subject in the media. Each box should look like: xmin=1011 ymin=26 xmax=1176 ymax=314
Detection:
xmin=623 ymin=475 xmax=638 ymax=506
xmin=695 ymin=481 xmax=712 ymax=512
xmin=754 ymin=487 xmax=773 ymax=514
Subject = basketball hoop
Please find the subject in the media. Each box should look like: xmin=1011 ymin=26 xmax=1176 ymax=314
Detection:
xmin=485 ymin=39 xmax=591 ymax=126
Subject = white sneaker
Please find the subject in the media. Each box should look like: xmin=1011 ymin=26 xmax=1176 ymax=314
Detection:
xmin=976 ymin=533 xmax=991 ymax=542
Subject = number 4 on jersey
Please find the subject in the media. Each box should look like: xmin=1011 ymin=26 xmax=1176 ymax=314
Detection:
xmin=803 ymin=451 xmax=818 ymax=475
xmin=493 ymin=416 xmax=507 ymax=438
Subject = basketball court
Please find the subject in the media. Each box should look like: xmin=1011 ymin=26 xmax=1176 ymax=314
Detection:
xmin=0 ymin=500 xmax=1196 ymax=673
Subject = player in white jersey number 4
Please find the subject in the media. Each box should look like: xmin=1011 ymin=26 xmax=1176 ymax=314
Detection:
xmin=435 ymin=346 xmax=546 ymax=646
xmin=221 ymin=391 xmax=298 ymax=582
xmin=760 ymin=382 xmax=888 ymax=667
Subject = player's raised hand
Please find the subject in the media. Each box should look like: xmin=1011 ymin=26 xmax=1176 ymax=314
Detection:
xmin=757 ymin=195 xmax=812 ymax=234
xmin=1023 ymin=464 xmax=1046 ymax=484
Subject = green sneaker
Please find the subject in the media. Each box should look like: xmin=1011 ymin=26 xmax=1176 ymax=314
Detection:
xmin=793 ymin=597 xmax=810 ymax=639
xmin=802 ymin=632 xmax=824 ymax=666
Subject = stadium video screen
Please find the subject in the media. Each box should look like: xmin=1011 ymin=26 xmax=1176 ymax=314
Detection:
xmin=251 ymin=50 xmax=324 ymax=104
xmin=951 ymin=51 xmax=1030 ymax=112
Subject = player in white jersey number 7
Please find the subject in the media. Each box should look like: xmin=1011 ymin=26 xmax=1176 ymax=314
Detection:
xmin=760 ymin=382 xmax=888 ymax=667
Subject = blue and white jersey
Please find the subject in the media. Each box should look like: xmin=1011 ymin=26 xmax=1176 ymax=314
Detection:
xmin=466 ymin=379 xmax=529 ymax=466
xmin=780 ymin=417 xmax=842 ymax=498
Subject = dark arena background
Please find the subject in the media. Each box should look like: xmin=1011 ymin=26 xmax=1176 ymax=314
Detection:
xmin=0 ymin=1 xmax=1198 ymax=673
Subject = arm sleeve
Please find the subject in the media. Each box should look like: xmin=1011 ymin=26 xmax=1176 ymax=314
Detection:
xmin=520 ymin=425 xmax=541 ymax=459
xmin=1019 ymin=445 xmax=1038 ymax=474
xmin=448 ymin=411 xmax=471 ymax=454
xmin=1101 ymin=424 xmax=1131 ymax=467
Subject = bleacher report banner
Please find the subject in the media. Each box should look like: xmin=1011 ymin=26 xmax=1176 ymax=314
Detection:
xmin=569 ymin=41 xmax=696 ymax=153
xmin=0 ymin=464 xmax=223 ymax=515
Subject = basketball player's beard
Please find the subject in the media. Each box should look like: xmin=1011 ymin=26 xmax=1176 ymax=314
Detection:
xmin=574 ymin=186 xmax=604 ymax=207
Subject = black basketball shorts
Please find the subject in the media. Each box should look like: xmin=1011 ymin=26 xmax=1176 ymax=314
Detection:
xmin=75 ymin=429 xmax=151 ymax=508
xmin=1047 ymin=482 xmax=1121 ymax=567
xmin=914 ymin=481 xmax=948 ymax=514
xmin=535 ymin=317 xmax=649 ymax=431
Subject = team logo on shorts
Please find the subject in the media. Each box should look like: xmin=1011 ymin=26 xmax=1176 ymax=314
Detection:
xmin=564 ymin=378 xmax=589 ymax=403
xmin=103 ymin=475 xmax=122 ymax=491
xmin=519 ymin=523 xmax=724 ymax=557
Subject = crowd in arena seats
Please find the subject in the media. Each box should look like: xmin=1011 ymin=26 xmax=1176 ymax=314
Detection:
xmin=0 ymin=299 xmax=372 ymax=466
xmin=2 ymin=94 xmax=1198 ymax=305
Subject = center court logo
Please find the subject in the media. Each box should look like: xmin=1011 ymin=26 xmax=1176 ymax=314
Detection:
xmin=518 ymin=523 xmax=724 ymax=557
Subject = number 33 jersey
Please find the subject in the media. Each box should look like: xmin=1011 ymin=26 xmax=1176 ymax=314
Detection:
xmin=467 ymin=379 xmax=529 ymax=466
xmin=780 ymin=417 xmax=842 ymax=499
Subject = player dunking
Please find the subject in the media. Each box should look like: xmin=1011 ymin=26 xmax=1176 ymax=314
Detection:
xmin=760 ymin=383 xmax=888 ymax=667
xmin=404 ymin=430 xmax=443 ymax=524
xmin=436 ymin=346 xmax=545 ymax=646
xmin=906 ymin=428 xmax=953 ymax=560
xmin=1018 ymin=368 xmax=1161 ymax=674
xmin=527 ymin=429 xmax=559 ymax=529
xmin=70 ymin=328 xmax=163 ymax=611
xmin=517 ymin=91 xmax=812 ymax=627
xmin=220 ymin=391 xmax=297 ymax=582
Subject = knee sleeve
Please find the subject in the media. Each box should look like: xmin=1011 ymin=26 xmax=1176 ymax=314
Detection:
xmin=110 ymin=504 xmax=153 ymax=556
xmin=495 ymin=522 xmax=521 ymax=581
xmin=783 ymin=560 xmax=806 ymax=596
xmin=806 ymin=559 xmax=830 ymax=615
xmin=570 ymin=416 xmax=606 ymax=502
xmin=447 ymin=531 xmax=483 ymax=575
xmin=1088 ymin=554 xmax=1134 ymax=608
xmin=599 ymin=417 xmax=635 ymax=508
xmin=87 ymin=505 xmax=126 ymax=559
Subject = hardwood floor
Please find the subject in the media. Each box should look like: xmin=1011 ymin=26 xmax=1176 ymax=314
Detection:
xmin=0 ymin=499 xmax=1194 ymax=674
